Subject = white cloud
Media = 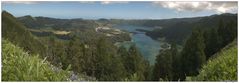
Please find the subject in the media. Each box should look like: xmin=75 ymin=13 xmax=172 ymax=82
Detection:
xmin=78 ymin=1 xmax=96 ymax=4
xmin=153 ymin=1 xmax=238 ymax=13
xmin=2 ymin=1 xmax=40 ymax=4
xmin=2 ymin=1 xmax=129 ymax=5
xmin=101 ymin=1 xmax=111 ymax=4
xmin=101 ymin=1 xmax=129 ymax=5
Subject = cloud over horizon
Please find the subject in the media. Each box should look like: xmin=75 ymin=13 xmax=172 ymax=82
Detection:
xmin=3 ymin=1 xmax=237 ymax=14
xmin=153 ymin=1 xmax=238 ymax=13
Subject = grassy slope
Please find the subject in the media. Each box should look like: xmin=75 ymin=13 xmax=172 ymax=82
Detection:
xmin=2 ymin=39 xmax=70 ymax=81
xmin=195 ymin=39 xmax=237 ymax=81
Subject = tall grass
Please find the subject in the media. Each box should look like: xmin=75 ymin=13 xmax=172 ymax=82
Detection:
xmin=2 ymin=39 xmax=71 ymax=81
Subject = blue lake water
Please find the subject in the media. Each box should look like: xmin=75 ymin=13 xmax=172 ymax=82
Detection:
xmin=114 ymin=25 xmax=162 ymax=64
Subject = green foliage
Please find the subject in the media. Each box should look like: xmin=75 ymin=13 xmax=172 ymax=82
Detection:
xmin=203 ymin=28 xmax=221 ymax=60
xmin=196 ymin=40 xmax=237 ymax=81
xmin=145 ymin=13 xmax=237 ymax=44
xmin=171 ymin=44 xmax=184 ymax=81
xmin=127 ymin=44 xmax=149 ymax=81
xmin=181 ymin=28 xmax=206 ymax=76
xmin=93 ymin=37 xmax=125 ymax=81
xmin=2 ymin=11 xmax=47 ymax=57
xmin=2 ymin=39 xmax=70 ymax=81
xmin=152 ymin=43 xmax=183 ymax=81
xmin=3 ymin=10 xmax=237 ymax=81
xmin=17 ymin=15 xmax=98 ymax=30
xmin=153 ymin=49 xmax=173 ymax=81
xmin=125 ymin=73 xmax=141 ymax=81
xmin=218 ymin=19 xmax=237 ymax=48
xmin=64 ymin=36 xmax=83 ymax=72
xmin=178 ymin=19 xmax=237 ymax=81
xmin=203 ymin=19 xmax=237 ymax=60
xmin=63 ymin=36 xmax=131 ymax=81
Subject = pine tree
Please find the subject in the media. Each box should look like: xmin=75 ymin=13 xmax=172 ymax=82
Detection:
xmin=152 ymin=49 xmax=172 ymax=81
xmin=171 ymin=43 xmax=184 ymax=81
xmin=93 ymin=37 xmax=126 ymax=81
xmin=226 ymin=20 xmax=237 ymax=43
xmin=128 ymin=44 xmax=141 ymax=75
xmin=126 ymin=44 xmax=148 ymax=81
xmin=204 ymin=28 xmax=220 ymax=60
xmin=181 ymin=28 xmax=206 ymax=76
xmin=217 ymin=19 xmax=228 ymax=48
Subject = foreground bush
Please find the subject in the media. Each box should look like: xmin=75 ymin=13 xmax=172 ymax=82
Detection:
xmin=2 ymin=39 xmax=70 ymax=81
xmin=196 ymin=41 xmax=237 ymax=81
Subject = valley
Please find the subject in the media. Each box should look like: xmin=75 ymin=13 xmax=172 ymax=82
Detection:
xmin=113 ymin=24 xmax=163 ymax=64
xmin=2 ymin=1 xmax=238 ymax=81
xmin=19 ymin=15 xmax=175 ymax=65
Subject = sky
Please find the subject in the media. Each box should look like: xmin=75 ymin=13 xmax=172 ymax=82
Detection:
xmin=2 ymin=1 xmax=238 ymax=19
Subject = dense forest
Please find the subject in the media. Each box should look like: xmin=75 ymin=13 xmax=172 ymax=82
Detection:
xmin=2 ymin=10 xmax=237 ymax=81
xmin=144 ymin=13 xmax=237 ymax=44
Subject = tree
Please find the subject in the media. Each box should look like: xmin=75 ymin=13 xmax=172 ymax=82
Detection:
xmin=152 ymin=49 xmax=173 ymax=81
xmin=118 ymin=46 xmax=129 ymax=59
xmin=46 ymin=35 xmax=60 ymax=66
xmin=117 ymin=46 xmax=129 ymax=78
xmin=2 ymin=11 xmax=47 ymax=58
xmin=117 ymin=44 xmax=150 ymax=81
xmin=181 ymin=28 xmax=206 ymax=76
xmin=171 ymin=43 xmax=184 ymax=81
xmin=127 ymin=44 xmax=149 ymax=81
xmin=93 ymin=37 xmax=126 ymax=81
xmin=204 ymin=28 xmax=220 ymax=60
xmin=225 ymin=20 xmax=237 ymax=44
xmin=217 ymin=19 xmax=237 ymax=48
xmin=65 ymin=35 xmax=83 ymax=72
xmin=152 ymin=43 xmax=182 ymax=81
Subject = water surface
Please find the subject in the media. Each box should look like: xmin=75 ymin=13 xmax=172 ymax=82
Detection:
xmin=114 ymin=25 xmax=162 ymax=64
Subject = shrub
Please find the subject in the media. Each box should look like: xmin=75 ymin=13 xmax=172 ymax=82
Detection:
xmin=196 ymin=41 xmax=237 ymax=81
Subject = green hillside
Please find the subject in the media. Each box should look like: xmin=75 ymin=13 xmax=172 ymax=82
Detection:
xmin=2 ymin=11 xmax=150 ymax=81
xmin=195 ymin=39 xmax=237 ymax=81
xmin=2 ymin=11 xmax=46 ymax=56
xmin=17 ymin=15 xmax=98 ymax=30
xmin=2 ymin=10 xmax=237 ymax=81
xmin=145 ymin=13 xmax=237 ymax=44
xmin=2 ymin=39 xmax=70 ymax=81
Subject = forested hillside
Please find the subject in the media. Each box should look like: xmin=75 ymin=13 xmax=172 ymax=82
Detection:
xmin=2 ymin=11 xmax=47 ymax=57
xmin=17 ymin=13 xmax=237 ymax=45
xmin=152 ymin=20 xmax=237 ymax=81
xmin=2 ymin=10 xmax=237 ymax=81
xmin=144 ymin=13 xmax=237 ymax=44
xmin=17 ymin=15 xmax=98 ymax=30
xmin=96 ymin=13 xmax=237 ymax=44
xmin=196 ymin=39 xmax=237 ymax=81
xmin=2 ymin=11 xmax=150 ymax=81
xmin=17 ymin=15 xmax=131 ymax=43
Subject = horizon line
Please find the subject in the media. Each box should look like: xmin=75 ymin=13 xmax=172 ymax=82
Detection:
xmin=14 ymin=12 xmax=237 ymax=20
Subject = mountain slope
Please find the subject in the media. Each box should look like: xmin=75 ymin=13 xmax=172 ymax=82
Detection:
xmin=17 ymin=15 xmax=98 ymax=30
xmin=195 ymin=39 xmax=237 ymax=81
xmin=2 ymin=39 xmax=70 ymax=81
xmin=2 ymin=11 xmax=46 ymax=56
xmin=145 ymin=13 xmax=237 ymax=44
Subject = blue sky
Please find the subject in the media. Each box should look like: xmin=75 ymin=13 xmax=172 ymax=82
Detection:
xmin=2 ymin=1 xmax=238 ymax=19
